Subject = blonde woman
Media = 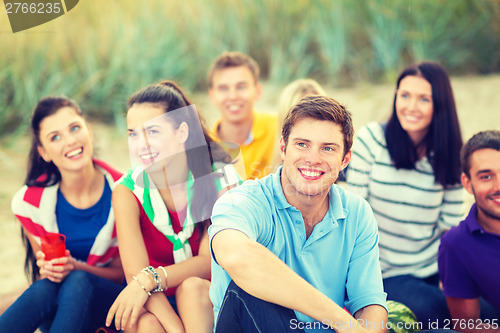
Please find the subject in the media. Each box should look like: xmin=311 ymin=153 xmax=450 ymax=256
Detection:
xmin=272 ymin=79 xmax=326 ymax=170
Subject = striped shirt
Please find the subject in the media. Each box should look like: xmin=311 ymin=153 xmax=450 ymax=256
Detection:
xmin=346 ymin=122 xmax=465 ymax=279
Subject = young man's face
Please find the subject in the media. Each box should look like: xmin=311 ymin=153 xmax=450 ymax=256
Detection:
xmin=462 ymin=148 xmax=500 ymax=223
xmin=280 ymin=117 xmax=351 ymax=199
xmin=209 ymin=65 xmax=261 ymax=125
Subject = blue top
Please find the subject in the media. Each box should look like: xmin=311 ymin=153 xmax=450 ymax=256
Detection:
xmin=438 ymin=204 xmax=500 ymax=310
xmin=56 ymin=178 xmax=112 ymax=261
xmin=209 ymin=167 xmax=387 ymax=331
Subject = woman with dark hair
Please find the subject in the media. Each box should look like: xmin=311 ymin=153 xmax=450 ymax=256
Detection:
xmin=0 ymin=97 xmax=124 ymax=332
xmin=346 ymin=61 xmax=465 ymax=328
xmin=105 ymin=81 xmax=240 ymax=333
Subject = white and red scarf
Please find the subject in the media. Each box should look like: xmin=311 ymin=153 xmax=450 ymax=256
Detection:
xmin=11 ymin=159 xmax=122 ymax=267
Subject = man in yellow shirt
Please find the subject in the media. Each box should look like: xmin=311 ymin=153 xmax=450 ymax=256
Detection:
xmin=208 ymin=51 xmax=277 ymax=180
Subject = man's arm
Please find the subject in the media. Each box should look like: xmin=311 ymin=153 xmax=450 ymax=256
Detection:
xmin=447 ymin=297 xmax=500 ymax=333
xmin=212 ymin=229 xmax=373 ymax=333
xmin=354 ymin=305 xmax=388 ymax=333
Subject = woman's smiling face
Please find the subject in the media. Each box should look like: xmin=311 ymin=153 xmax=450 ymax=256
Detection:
xmin=37 ymin=106 xmax=93 ymax=173
xmin=127 ymin=103 xmax=188 ymax=175
xmin=395 ymin=75 xmax=434 ymax=145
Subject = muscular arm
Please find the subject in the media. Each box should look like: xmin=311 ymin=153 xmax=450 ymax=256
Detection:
xmin=447 ymin=297 xmax=500 ymax=333
xmin=212 ymin=229 xmax=371 ymax=333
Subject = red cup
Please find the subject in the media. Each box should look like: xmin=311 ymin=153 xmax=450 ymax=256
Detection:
xmin=41 ymin=233 xmax=66 ymax=263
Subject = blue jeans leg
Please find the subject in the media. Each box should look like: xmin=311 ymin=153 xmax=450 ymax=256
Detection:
xmin=0 ymin=278 xmax=58 ymax=333
xmin=0 ymin=270 xmax=124 ymax=333
xmin=383 ymin=274 xmax=450 ymax=330
xmin=215 ymin=280 xmax=305 ymax=333
xmin=87 ymin=273 xmax=125 ymax=332
xmin=49 ymin=270 xmax=124 ymax=333
xmin=479 ymin=297 xmax=500 ymax=320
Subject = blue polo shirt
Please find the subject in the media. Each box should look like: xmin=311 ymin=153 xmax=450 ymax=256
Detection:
xmin=438 ymin=204 xmax=500 ymax=311
xmin=209 ymin=168 xmax=387 ymax=331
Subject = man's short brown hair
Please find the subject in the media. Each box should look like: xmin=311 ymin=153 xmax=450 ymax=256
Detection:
xmin=461 ymin=130 xmax=500 ymax=177
xmin=281 ymin=95 xmax=353 ymax=157
xmin=207 ymin=51 xmax=260 ymax=88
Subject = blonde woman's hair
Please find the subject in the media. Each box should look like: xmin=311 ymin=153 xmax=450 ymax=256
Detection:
xmin=273 ymin=79 xmax=326 ymax=170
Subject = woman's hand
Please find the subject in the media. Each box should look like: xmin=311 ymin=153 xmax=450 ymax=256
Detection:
xmin=106 ymin=276 xmax=150 ymax=331
xmin=36 ymin=250 xmax=75 ymax=283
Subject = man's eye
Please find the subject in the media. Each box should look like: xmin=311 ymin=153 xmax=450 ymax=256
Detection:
xmin=324 ymin=147 xmax=334 ymax=152
xmin=297 ymin=142 xmax=307 ymax=148
xmin=479 ymin=175 xmax=491 ymax=180
xmin=128 ymin=132 xmax=137 ymax=138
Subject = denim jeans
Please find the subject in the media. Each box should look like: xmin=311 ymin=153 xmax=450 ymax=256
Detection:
xmin=215 ymin=281 xmax=462 ymax=333
xmin=215 ymin=280 xmax=305 ymax=333
xmin=0 ymin=270 xmax=123 ymax=333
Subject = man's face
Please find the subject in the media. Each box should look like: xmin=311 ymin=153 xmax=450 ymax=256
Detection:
xmin=462 ymin=148 xmax=500 ymax=223
xmin=209 ymin=66 xmax=261 ymax=125
xmin=280 ymin=118 xmax=351 ymax=199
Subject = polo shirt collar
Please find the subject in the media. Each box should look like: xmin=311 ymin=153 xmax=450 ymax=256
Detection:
xmin=272 ymin=167 xmax=291 ymax=209
xmin=211 ymin=110 xmax=258 ymax=146
xmin=271 ymin=167 xmax=347 ymax=223
xmin=465 ymin=203 xmax=485 ymax=234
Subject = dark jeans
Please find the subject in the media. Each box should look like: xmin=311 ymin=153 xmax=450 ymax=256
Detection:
xmin=0 ymin=270 xmax=123 ymax=333
xmin=215 ymin=280 xmax=305 ymax=332
xmin=384 ymin=274 xmax=449 ymax=330
xmin=384 ymin=274 xmax=499 ymax=330
xmin=216 ymin=281 xmax=461 ymax=332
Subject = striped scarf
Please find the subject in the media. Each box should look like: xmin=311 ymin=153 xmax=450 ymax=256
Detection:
xmin=118 ymin=162 xmax=240 ymax=263
xmin=11 ymin=160 xmax=122 ymax=267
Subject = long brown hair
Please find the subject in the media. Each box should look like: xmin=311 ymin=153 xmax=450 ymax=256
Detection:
xmin=23 ymin=96 xmax=83 ymax=282
xmin=127 ymin=80 xmax=231 ymax=226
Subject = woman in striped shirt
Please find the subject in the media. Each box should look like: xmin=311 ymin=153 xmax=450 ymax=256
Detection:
xmin=347 ymin=61 xmax=464 ymax=329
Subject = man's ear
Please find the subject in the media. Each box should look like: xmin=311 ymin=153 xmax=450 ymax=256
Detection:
xmin=255 ymin=82 xmax=262 ymax=101
xmin=340 ymin=150 xmax=352 ymax=171
xmin=279 ymin=136 xmax=286 ymax=160
xmin=37 ymin=145 xmax=51 ymax=163
xmin=461 ymin=172 xmax=474 ymax=195
xmin=208 ymin=86 xmax=219 ymax=104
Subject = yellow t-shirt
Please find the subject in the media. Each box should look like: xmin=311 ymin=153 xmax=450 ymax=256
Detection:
xmin=210 ymin=112 xmax=278 ymax=180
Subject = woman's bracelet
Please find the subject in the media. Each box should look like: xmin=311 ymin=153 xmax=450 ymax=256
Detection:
xmin=140 ymin=269 xmax=155 ymax=286
xmin=142 ymin=266 xmax=164 ymax=293
xmin=158 ymin=266 xmax=168 ymax=290
xmin=132 ymin=275 xmax=151 ymax=297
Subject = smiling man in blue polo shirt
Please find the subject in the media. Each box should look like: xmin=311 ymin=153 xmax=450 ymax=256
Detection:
xmin=209 ymin=95 xmax=388 ymax=333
